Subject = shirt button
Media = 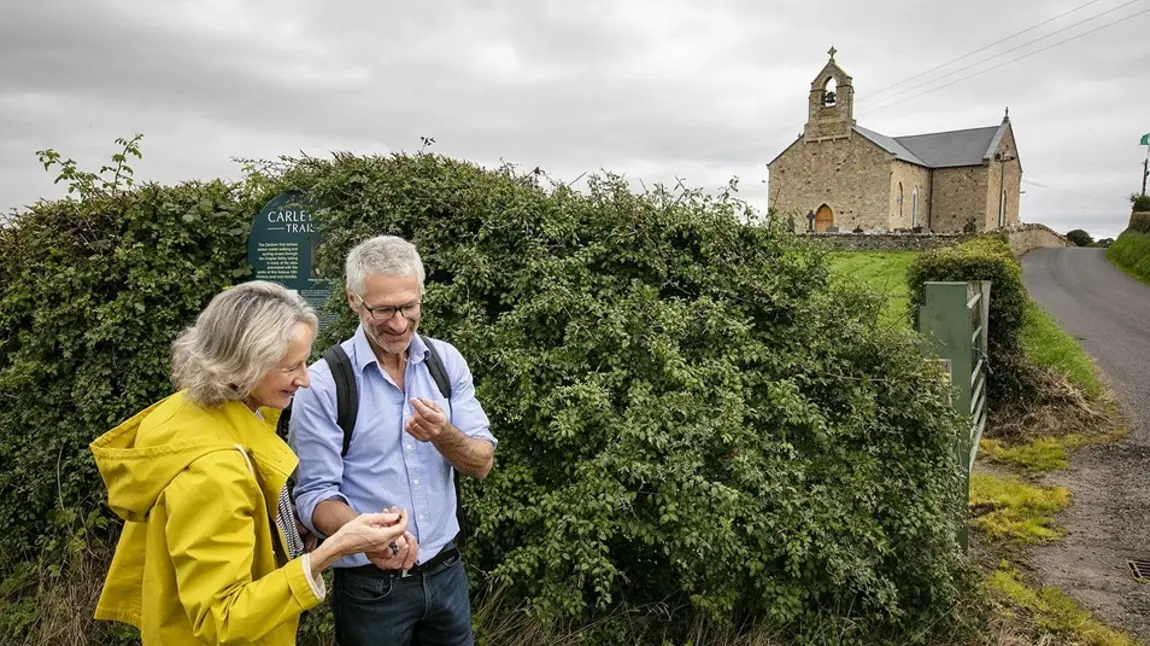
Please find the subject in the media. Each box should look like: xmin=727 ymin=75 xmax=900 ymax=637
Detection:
xmin=413 ymin=478 xmax=420 ymax=485
xmin=405 ymin=443 xmax=414 ymax=451
xmin=418 ymin=514 xmax=425 ymax=521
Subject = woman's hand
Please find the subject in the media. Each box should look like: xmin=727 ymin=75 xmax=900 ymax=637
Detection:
xmin=334 ymin=509 xmax=409 ymax=554
xmin=309 ymin=509 xmax=409 ymax=578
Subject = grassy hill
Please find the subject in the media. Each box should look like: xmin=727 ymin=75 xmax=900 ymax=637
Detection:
xmin=827 ymin=250 xmax=1100 ymax=397
xmin=1107 ymin=229 xmax=1150 ymax=285
xmin=826 ymin=251 xmax=917 ymax=327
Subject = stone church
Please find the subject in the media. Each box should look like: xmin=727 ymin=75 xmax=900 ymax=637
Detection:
xmin=767 ymin=49 xmax=1022 ymax=234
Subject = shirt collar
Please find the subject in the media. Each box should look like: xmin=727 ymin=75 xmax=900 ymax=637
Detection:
xmin=350 ymin=324 xmax=429 ymax=373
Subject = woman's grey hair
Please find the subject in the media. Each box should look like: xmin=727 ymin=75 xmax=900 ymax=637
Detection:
xmin=344 ymin=235 xmax=425 ymax=295
xmin=170 ymin=280 xmax=318 ymax=408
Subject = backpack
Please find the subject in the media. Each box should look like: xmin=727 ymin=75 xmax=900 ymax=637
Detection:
xmin=277 ymin=334 xmax=468 ymax=554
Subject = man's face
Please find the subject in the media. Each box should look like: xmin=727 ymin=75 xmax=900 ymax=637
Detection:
xmin=348 ymin=273 xmax=423 ymax=357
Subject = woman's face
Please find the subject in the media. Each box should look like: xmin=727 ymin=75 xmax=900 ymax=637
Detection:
xmin=248 ymin=322 xmax=314 ymax=410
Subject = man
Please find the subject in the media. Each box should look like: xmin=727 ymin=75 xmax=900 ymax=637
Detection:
xmin=289 ymin=235 xmax=496 ymax=646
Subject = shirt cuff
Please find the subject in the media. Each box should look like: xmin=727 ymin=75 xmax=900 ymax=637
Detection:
xmin=300 ymin=553 xmax=327 ymax=600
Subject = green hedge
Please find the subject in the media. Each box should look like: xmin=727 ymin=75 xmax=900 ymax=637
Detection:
xmin=1129 ymin=193 xmax=1150 ymax=214
xmin=271 ymin=152 xmax=974 ymax=642
xmin=906 ymin=235 xmax=1031 ymax=406
xmin=0 ymin=145 xmax=977 ymax=645
xmin=0 ymin=184 xmax=260 ymax=562
xmin=907 ymin=235 xmax=1026 ymax=352
xmin=1107 ymin=229 xmax=1150 ymax=283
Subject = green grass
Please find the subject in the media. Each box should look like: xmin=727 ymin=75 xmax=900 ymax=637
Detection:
xmin=988 ymin=564 xmax=1139 ymax=645
xmin=969 ymin=472 xmax=1069 ymax=544
xmin=1019 ymin=300 xmax=1102 ymax=399
xmin=1106 ymin=229 xmax=1150 ymax=285
xmin=979 ymin=437 xmax=1072 ymax=474
xmin=827 ymin=251 xmax=919 ymax=327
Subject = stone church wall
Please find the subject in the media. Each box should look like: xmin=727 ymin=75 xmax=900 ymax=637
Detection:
xmin=888 ymin=161 xmax=932 ymax=230
xmin=768 ymin=133 xmax=890 ymax=231
xmin=984 ymin=127 xmax=1022 ymax=231
xmin=930 ymin=166 xmax=989 ymax=232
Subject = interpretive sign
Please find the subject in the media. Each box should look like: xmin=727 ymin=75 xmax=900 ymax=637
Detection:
xmin=247 ymin=191 xmax=337 ymax=331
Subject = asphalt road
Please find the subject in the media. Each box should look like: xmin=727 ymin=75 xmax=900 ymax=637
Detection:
xmin=1021 ymin=246 xmax=1150 ymax=640
xmin=1022 ymin=247 xmax=1150 ymax=437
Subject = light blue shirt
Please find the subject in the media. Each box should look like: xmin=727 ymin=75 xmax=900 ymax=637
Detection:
xmin=288 ymin=325 xmax=496 ymax=568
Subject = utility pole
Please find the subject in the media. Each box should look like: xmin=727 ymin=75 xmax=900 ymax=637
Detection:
xmin=1142 ymin=145 xmax=1148 ymax=197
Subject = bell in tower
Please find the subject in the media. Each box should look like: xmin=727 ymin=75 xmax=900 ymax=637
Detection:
xmin=804 ymin=46 xmax=856 ymax=143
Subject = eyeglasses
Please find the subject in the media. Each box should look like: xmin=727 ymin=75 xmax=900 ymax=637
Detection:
xmin=353 ymin=293 xmax=423 ymax=322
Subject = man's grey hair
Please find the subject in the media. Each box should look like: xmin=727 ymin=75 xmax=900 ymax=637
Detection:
xmin=170 ymin=280 xmax=318 ymax=408
xmin=344 ymin=235 xmax=426 ymax=295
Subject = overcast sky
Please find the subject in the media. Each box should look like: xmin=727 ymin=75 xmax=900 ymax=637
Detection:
xmin=2 ymin=0 xmax=1148 ymax=239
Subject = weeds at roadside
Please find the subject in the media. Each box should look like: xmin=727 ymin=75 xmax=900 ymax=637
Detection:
xmin=986 ymin=562 xmax=1139 ymax=646
xmin=969 ymin=473 xmax=1070 ymax=545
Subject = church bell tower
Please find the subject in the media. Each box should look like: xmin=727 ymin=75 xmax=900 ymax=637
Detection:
xmin=804 ymin=46 xmax=856 ymax=142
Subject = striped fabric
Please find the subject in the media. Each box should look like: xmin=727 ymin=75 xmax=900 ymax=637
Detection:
xmin=252 ymin=409 xmax=306 ymax=560
xmin=277 ymin=484 xmax=306 ymax=560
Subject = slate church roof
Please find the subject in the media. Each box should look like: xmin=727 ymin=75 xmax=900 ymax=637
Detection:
xmin=853 ymin=120 xmax=1009 ymax=169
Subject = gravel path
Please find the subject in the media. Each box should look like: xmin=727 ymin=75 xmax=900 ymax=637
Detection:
xmin=1021 ymin=247 xmax=1150 ymax=642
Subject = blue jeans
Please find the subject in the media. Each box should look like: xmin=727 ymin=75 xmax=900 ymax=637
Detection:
xmin=331 ymin=547 xmax=473 ymax=646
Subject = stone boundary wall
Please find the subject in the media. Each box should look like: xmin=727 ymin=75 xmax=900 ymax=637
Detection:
xmin=797 ymin=222 xmax=1069 ymax=257
xmin=1004 ymin=223 xmax=1070 ymax=257
xmin=798 ymin=232 xmax=974 ymax=252
xmin=1129 ymin=211 xmax=1150 ymax=234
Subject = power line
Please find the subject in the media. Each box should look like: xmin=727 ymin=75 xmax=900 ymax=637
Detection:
xmin=860 ymin=0 xmax=1144 ymax=113
xmin=865 ymin=0 xmax=1112 ymax=100
xmin=856 ymin=5 xmax=1150 ymax=120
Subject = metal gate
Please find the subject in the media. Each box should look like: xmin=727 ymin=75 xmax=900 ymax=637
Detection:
xmin=917 ymin=280 xmax=991 ymax=551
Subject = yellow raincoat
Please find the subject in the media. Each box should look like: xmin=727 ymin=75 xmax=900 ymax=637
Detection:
xmin=90 ymin=390 xmax=323 ymax=645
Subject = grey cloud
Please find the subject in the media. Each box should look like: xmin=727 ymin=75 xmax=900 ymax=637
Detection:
xmin=3 ymin=0 xmax=1148 ymax=238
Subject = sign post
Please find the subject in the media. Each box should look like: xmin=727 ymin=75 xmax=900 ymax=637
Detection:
xmin=1141 ymin=133 xmax=1150 ymax=197
xmin=246 ymin=191 xmax=337 ymax=332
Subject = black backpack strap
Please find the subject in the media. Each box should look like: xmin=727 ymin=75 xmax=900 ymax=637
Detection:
xmin=421 ymin=334 xmax=452 ymax=399
xmin=421 ymin=335 xmax=468 ymax=554
xmin=321 ymin=344 xmax=358 ymax=457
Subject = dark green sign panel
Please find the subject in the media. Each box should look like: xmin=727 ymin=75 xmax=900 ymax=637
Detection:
xmin=247 ymin=191 xmax=337 ymax=331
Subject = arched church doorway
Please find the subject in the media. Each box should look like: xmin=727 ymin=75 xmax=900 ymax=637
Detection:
xmin=815 ymin=204 xmax=834 ymax=233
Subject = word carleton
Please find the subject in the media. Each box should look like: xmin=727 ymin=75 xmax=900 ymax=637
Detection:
xmin=267 ymin=207 xmax=316 ymax=234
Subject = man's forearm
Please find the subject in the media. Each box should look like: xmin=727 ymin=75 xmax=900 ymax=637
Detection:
xmin=312 ymin=498 xmax=359 ymax=538
xmin=432 ymin=425 xmax=494 ymax=479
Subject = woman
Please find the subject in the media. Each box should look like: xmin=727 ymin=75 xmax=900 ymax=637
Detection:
xmin=90 ymin=280 xmax=407 ymax=645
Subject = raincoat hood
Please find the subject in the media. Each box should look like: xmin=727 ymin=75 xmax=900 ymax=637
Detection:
xmin=90 ymin=391 xmax=288 ymax=523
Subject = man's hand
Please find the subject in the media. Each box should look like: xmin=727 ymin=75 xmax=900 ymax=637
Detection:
xmin=295 ymin=514 xmax=319 ymax=553
xmin=367 ymin=530 xmax=420 ymax=571
xmin=406 ymin=397 xmax=495 ymax=479
xmin=405 ymin=398 xmax=449 ymax=442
